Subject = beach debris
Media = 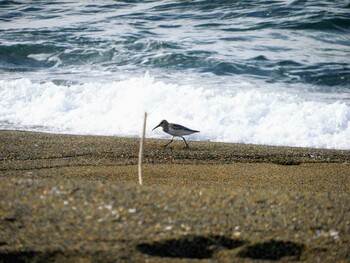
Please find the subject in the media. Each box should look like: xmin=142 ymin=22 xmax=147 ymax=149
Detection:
xmin=138 ymin=112 xmax=147 ymax=185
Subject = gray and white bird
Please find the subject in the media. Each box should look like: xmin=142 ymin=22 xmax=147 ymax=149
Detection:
xmin=152 ymin=120 xmax=199 ymax=148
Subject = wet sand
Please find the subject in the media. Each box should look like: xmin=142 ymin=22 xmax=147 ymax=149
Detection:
xmin=0 ymin=130 xmax=349 ymax=262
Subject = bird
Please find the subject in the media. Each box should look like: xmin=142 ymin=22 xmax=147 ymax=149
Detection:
xmin=152 ymin=120 xmax=199 ymax=148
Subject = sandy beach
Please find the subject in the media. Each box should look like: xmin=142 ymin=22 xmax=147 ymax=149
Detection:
xmin=0 ymin=130 xmax=349 ymax=262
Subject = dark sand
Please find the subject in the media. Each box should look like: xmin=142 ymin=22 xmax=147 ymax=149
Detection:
xmin=0 ymin=130 xmax=349 ymax=262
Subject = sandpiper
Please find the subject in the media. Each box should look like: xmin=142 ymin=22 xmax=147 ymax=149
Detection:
xmin=152 ymin=120 xmax=199 ymax=148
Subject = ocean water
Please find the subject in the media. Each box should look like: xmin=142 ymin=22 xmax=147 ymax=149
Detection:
xmin=1 ymin=0 xmax=349 ymax=149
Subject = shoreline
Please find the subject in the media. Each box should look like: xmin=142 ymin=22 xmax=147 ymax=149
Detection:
xmin=0 ymin=130 xmax=349 ymax=262
xmin=3 ymin=128 xmax=350 ymax=152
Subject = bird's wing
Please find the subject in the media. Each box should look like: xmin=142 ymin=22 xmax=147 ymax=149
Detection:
xmin=172 ymin=124 xmax=199 ymax=133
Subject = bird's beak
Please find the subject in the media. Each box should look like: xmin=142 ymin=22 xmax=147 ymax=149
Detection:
xmin=152 ymin=124 xmax=161 ymax=131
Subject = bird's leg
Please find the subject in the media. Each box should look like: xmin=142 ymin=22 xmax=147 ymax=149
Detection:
xmin=181 ymin=136 xmax=189 ymax=148
xmin=164 ymin=137 xmax=174 ymax=148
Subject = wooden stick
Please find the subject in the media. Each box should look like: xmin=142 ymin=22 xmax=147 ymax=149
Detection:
xmin=138 ymin=112 xmax=147 ymax=186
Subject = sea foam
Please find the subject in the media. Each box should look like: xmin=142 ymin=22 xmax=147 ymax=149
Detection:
xmin=0 ymin=76 xmax=349 ymax=149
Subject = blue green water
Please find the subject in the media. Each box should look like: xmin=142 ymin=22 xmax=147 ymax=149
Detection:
xmin=1 ymin=1 xmax=350 ymax=149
